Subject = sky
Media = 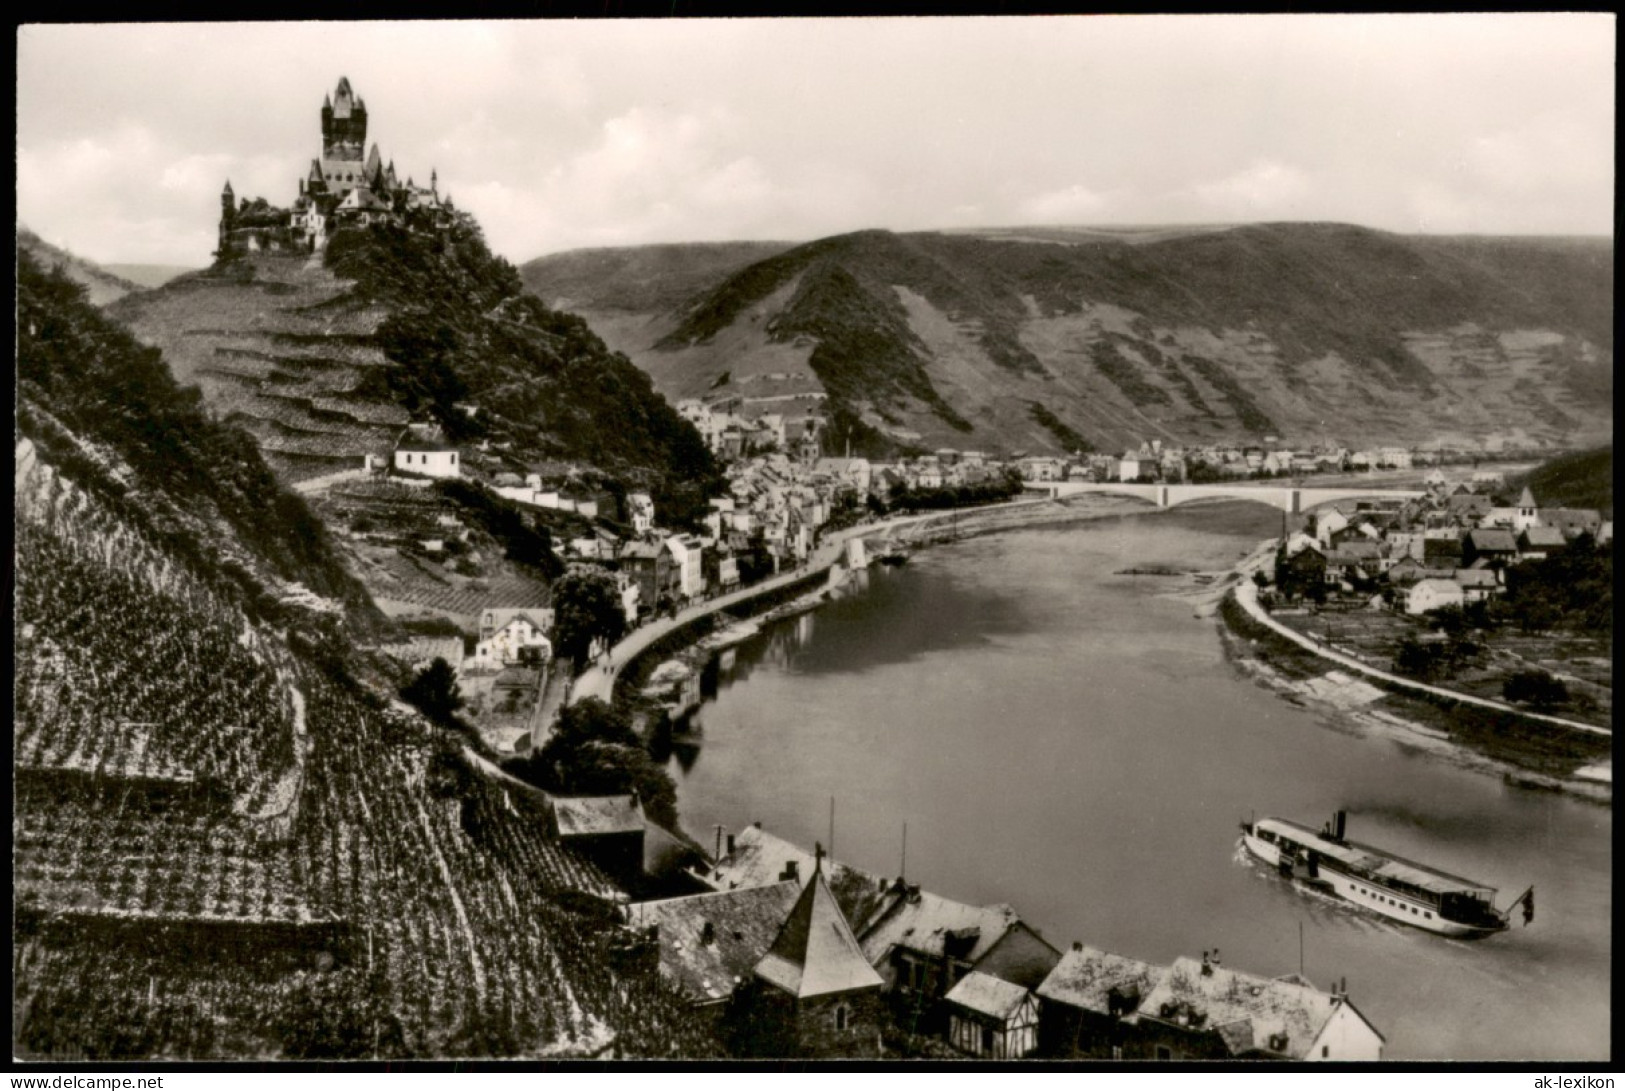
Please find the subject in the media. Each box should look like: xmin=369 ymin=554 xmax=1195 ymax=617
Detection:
xmin=16 ymin=15 xmax=1616 ymax=267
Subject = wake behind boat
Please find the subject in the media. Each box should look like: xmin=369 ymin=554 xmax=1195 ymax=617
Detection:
xmin=1240 ymin=811 xmax=1533 ymax=939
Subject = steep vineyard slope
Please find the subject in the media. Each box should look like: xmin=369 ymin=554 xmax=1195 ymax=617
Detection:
xmin=111 ymin=212 xmax=719 ymax=525
xmin=15 ymin=255 xmax=717 ymax=1060
xmin=525 ymin=223 xmax=1613 ymax=457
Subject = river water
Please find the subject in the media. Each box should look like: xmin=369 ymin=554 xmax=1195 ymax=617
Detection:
xmin=663 ymin=503 xmax=1611 ymax=1061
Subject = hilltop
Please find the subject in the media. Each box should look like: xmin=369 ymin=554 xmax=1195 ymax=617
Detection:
xmin=18 ymin=224 xmax=146 ymax=307
xmin=112 ymin=213 xmax=720 ymax=525
xmin=16 ymin=251 xmax=715 ymax=1060
xmin=523 ymin=223 xmax=1613 ymax=457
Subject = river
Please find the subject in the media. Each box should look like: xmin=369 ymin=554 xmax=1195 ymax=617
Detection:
xmin=661 ymin=502 xmax=1611 ymax=1061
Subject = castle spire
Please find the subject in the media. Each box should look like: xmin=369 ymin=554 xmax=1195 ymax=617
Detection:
xmin=222 ymin=179 xmax=234 ymax=197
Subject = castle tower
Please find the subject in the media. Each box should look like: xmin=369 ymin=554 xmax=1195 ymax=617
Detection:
xmin=738 ymin=847 xmax=884 ymax=1058
xmin=318 ymin=77 xmax=369 ymax=198
xmin=217 ymin=180 xmax=236 ymax=253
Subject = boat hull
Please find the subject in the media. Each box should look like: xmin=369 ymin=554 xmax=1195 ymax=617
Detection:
xmin=1241 ymin=829 xmax=1507 ymax=939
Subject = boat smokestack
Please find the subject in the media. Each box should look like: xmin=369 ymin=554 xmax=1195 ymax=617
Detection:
xmin=1333 ymin=810 xmax=1347 ymax=842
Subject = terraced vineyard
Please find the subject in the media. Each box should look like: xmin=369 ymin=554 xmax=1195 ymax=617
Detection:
xmin=110 ymin=258 xmax=406 ymax=484
xmin=15 ymin=439 xmax=715 ymax=1060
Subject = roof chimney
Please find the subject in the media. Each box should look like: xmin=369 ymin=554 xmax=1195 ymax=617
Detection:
xmin=1072 ymin=941 xmax=1083 ymax=952
xmin=701 ymin=921 xmax=715 ymax=946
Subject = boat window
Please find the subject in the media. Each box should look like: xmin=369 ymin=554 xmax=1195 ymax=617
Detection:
xmin=1424 ymin=912 xmax=1432 ymax=919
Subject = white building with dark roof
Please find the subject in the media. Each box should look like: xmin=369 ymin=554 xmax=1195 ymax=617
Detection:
xmin=1128 ymin=956 xmax=1383 ymax=1061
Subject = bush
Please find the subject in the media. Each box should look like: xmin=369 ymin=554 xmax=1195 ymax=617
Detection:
xmin=1502 ymin=669 xmax=1570 ymax=710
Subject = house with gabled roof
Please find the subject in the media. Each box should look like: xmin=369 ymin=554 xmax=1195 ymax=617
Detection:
xmin=857 ymin=881 xmax=1060 ymax=1034
xmin=1541 ymin=508 xmax=1605 ymax=542
xmin=1125 ymin=956 xmax=1383 ymax=1061
xmin=551 ymin=794 xmax=646 ymax=887
xmin=1517 ymin=525 xmax=1567 ymax=561
xmin=943 ymin=971 xmax=1040 ymax=1058
xmin=1404 ymin=578 xmax=1466 ymax=615
xmin=1035 ymin=944 xmax=1166 ymax=1059
xmin=626 ymin=881 xmax=801 ymax=1018
xmin=1463 ymin=527 xmax=1518 ymax=567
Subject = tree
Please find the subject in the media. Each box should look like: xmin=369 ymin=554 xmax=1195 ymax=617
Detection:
xmin=399 ymin=657 xmax=465 ymax=730
xmin=1502 ymin=669 xmax=1569 ymax=709
xmin=1394 ymin=636 xmax=1445 ymax=681
xmin=505 ymin=698 xmax=680 ymax=829
xmin=552 ymin=567 xmax=628 ymax=671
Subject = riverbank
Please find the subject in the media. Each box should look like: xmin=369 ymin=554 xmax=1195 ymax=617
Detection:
xmin=567 ymin=492 xmax=1152 ymax=715
xmin=1216 ymin=586 xmax=1611 ymax=805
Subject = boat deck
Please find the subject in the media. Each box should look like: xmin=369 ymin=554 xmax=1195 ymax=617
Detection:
xmin=1260 ymin=818 xmax=1497 ymax=899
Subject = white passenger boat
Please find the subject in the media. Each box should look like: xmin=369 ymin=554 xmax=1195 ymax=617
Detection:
xmin=1240 ymin=811 xmax=1531 ymax=939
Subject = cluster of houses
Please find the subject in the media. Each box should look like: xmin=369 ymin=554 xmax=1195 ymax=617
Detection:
xmin=613 ymin=823 xmax=1385 ymax=1060
xmin=1274 ymin=474 xmax=1610 ymax=616
xmin=1020 ymin=439 xmax=1488 ymax=487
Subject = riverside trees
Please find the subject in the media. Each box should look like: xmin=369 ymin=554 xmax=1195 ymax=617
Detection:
xmin=552 ymin=567 xmax=628 ymax=672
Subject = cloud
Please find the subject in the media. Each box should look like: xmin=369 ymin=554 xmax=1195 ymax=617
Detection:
xmin=1018 ymin=184 xmax=1111 ymax=223
xmin=1190 ymin=160 xmax=1312 ymax=218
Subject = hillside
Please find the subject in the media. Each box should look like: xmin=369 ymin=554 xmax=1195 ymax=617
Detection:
xmin=1505 ymin=445 xmax=1613 ymax=514
xmin=18 ymin=224 xmax=146 ymax=307
xmin=15 ymin=252 xmax=715 ymax=1060
xmin=112 ymin=212 xmax=720 ymax=526
xmin=523 ymin=223 xmax=1614 ymax=457
xmin=104 ymin=262 xmax=201 ymax=289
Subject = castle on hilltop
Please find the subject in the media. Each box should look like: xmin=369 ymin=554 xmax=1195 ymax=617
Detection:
xmin=217 ymin=76 xmax=454 ymax=259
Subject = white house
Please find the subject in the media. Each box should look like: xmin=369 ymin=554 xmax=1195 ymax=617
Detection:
xmin=1405 ymin=578 xmax=1466 ymax=615
xmin=470 ymin=608 xmax=554 ymax=670
xmin=1118 ymin=452 xmax=1142 ymax=483
xmin=394 ymin=439 xmax=461 ymax=479
xmin=665 ymin=535 xmax=705 ymax=600
xmin=628 ymin=492 xmax=655 ymax=535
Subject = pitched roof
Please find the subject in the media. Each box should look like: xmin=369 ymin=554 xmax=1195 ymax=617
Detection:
xmin=1466 ymin=527 xmax=1517 ymax=552
xmin=1519 ymin=526 xmax=1567 ymax=548
xmin=627 ymin=882 xmax=801 ymax=1003
xmin=858 ymin=887 xmax=1022 ymax=967
xmin=1517 ymin=486 xmax=1537 ymax=509
xmin=704 ymin=825 xmax=893 ymax=929
xmin=1541 ymin=508 xmax=1604 ymax=537
xmin=1036 ymin=945 xmax=1165 ymax=1015
xmin=1453 ymin=568 xmax=1500 ymax=588
xmin=553 ymin=794 xmax=644 ymax=838
xmin=395 ymin=435 xmax=459 ymax=453
xmin=944 ymin=970 xmax=1032 ymax=1021
xmin=754 ymin=864 xmax=883 ymax=999
xmin=1134 ymin=957 xmax=1349 ymax=1059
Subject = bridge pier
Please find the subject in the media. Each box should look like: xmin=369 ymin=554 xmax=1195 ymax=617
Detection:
xmin=1157 ymin=485 xmax=1169 ymax=508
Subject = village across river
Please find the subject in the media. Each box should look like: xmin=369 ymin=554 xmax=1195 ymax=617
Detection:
xmin=662 ymin=501 xmax=1611 ymax=1061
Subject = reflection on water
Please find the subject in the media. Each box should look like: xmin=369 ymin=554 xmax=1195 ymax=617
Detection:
xmin=665 ymin=504 xmax=1611 ymax=1061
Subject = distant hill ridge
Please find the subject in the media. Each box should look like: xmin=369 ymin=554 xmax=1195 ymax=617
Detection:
xmin=18 ymin=224 xmax=146 ymax=307
xmin=523 ymin=222 xmax=1613 ymax=458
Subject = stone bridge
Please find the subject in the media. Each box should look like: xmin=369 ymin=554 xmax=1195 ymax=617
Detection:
xmin=1033 ymin=480 xmax=1424 ymax=514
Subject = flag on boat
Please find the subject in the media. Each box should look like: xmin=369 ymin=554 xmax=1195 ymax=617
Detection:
xmin=1521 ymin=887 xmax=1535 ymax=926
